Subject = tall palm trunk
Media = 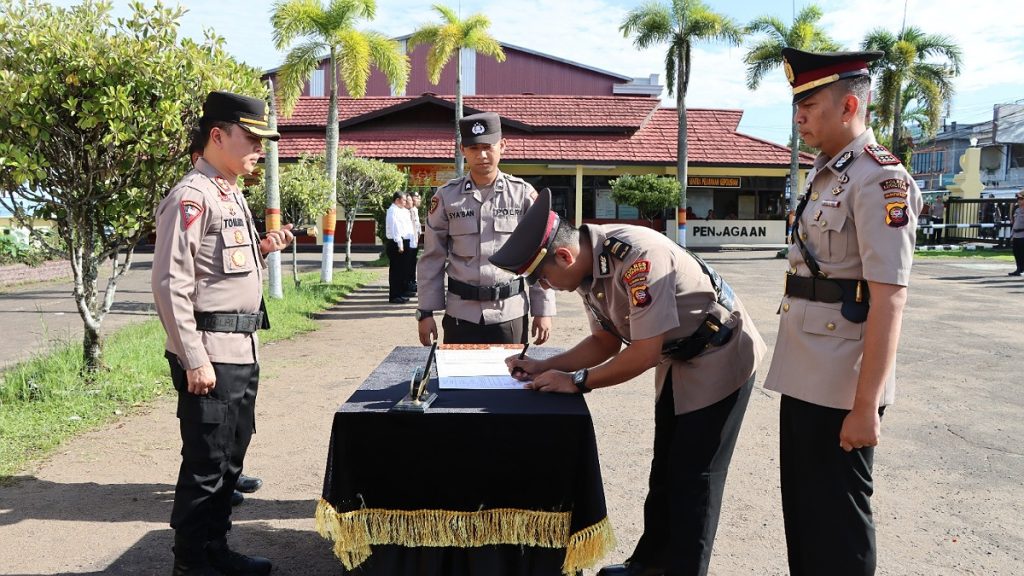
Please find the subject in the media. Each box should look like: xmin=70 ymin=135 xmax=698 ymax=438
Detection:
xmin=321 ymin=50 xmax=339 ymax=282
xmin=455 ymin=47 xmax=465 ymax=177
xmin=676 ymin=42 xmax=688 ymax=247
xmin=789 ymin=106 xmax=800 ymax=214
xmin=890 ymin=82 xmax=905 ymax=161
xmin=265 ymin=78 xmax=283 ymax=298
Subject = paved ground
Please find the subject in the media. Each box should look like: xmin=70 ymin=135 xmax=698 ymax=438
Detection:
xmin=0 ymin=250 xmax=1022 ymax=575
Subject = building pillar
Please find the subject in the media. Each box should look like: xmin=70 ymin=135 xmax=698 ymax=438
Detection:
xmin=574 ymin=164 xmax=583 ymax=227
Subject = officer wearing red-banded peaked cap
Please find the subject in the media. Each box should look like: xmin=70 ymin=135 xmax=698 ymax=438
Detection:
xmin=781 ymin=48 xmax=882 ymax=104
xmin=201 ymin=91 xmax=281 ymax=141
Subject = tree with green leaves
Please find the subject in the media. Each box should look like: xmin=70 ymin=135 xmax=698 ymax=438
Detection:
xmin=247 ymin=154 xmax=333 ymax=286
xmin=0 ymin=0 xmax=262 ymax=372
xmin=743 ymin=4 xmax=838 ymax=213
xmin=272 ymin=0 xmax=409 ymax=283
xmin=336 ymin=149 xmax=406 ymax=271
xmin=862 ymin=26 xmax=961 ymax=163
xmin=611 ymin=174 xmax=681 ymax=229
xmin=620 ymin=0 xmax=744 ymax=245
xmin=408 ymin=4 xmax=505 ymax=177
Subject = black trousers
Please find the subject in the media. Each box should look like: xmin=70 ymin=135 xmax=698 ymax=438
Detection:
xmin=386 ymin=239 xmax=406 ymax=299
xmin=167 ymin=353 xmax=259 ymax=550
xmin=629 ymin=373 xmax=753 ymax=576
xmin=780 ymin=395 xmax=885 ymax=576
xmin=404 ymin=239 xmax=418 ymax=290
xmin=1012 ymin=237 xmax=1024 ymax=272
xmin=441 ymin=313 xmax=528 ymax=345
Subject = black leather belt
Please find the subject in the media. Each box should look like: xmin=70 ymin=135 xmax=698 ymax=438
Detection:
xmin=194 ymin=311 xmax=263 ymax=333
xmin=783 ymin=273 xmax=870 ymax=323
xmin=661 ymin=314 xmax=734 ymax=361
xmin=447 ymin=276 xmax=526 ymax=301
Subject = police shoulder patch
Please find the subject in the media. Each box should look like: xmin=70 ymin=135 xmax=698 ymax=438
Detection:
xmin=630 ymin=284 xmax=652 ymax=308
xmin=179 ymin=200 xmax=203 ymax=230
xmin=429 ymin=196 xmax=440 ymax=215
xmin=865 ymin=144 xmax=901 ymax=165
xmin=622 ymin=259 xmax=650 ymax=285
xmin=885 ymin=201 xmax=909 ymax=228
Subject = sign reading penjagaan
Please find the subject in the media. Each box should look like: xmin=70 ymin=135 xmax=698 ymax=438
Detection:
xmin=684 ymin=220 xmax=787 ymax=247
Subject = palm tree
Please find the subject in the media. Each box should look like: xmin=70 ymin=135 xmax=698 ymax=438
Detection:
xmin=863 ymin=26 xmax=961 ymax=163
xmin=620 ymin=0 xmax=744 ymax=245
xmin=743 ymin=4 xmax=838 ymax=214
xmin=409 ymin=4 xmax=505 ymax=177
xmin=272 ymin=0 xmax=409 ymax=282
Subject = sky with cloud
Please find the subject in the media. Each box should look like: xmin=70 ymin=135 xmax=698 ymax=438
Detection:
xmin=51 ymin=0 xmax=1024 ymax=145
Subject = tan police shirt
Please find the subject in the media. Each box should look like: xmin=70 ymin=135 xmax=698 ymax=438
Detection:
xmin=417 ymin=171 xmax=556 ymax=324
xmin=152 ymin=158 xmax=265 ymax=369
xmin=764 ymin=129 xmax=923 ymax=409
xmin=579 ymin=224 xmax=767 ymax=415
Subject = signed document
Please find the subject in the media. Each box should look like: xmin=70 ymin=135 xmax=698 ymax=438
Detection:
xmin=435 ymin=346 xmax=527 ymax=390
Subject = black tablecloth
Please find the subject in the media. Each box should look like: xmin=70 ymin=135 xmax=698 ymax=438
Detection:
xmin=316 ymin=346 xmax=613 ymax=575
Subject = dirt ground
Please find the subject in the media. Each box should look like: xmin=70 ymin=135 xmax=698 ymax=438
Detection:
xmin=0 ymin=250 xmax=1022 ymax=575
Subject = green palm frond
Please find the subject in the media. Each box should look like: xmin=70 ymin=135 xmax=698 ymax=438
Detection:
xmin=743 ymin=40 xmax=782 ymax=89
xmin=271 ymin=0 xmax=326 ymax=50
xmin=407 ymin=24 xmax=442 ymax=50
xmin=365 ymin=31 xmax=409 ymax=94
xmin=336 ymin=28 xmax=371 ymax=98
xmin=664 ymin=44 xmax=677 ymax=96
xmin=433 ymin=3 xmax=459 ymax=25
xmin=744 ymin=15 xmax=786 ymax=43
xmin=620 ymin=3 xmax=673 ymax=48
xmin=424 ymin=27 xmax=458 ymax=84
xmin=465 ymin=30 xmax=504 ymax=61
xmin=277 ymin=38 xmax=326 ymax=115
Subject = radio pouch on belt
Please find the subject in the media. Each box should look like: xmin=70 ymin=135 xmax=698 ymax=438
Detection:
xmin=259 ymin=297 xmax=271 ymax=330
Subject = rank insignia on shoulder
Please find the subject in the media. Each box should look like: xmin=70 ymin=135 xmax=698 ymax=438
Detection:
xmin=180 ymin=200 xmax=203 ymax=230
xmin=598 ymin=253 xmax=610 ymax=276
xmin=885 ymin=201 xmax=909 ymax=227
xmin=429 ymin=196 xmax=439 ymax=215
xmin=622 ymin=259 xmax=650 ymax=285
xmin=832 ymin=150 xmax=854 ymax=172
xmin=604 ymin=237 xmax=633 ymax=259
xmin=630 ymin=284 xmax=652 ymax=308
xmin=865 ymin=144 xmax=901 ymax=165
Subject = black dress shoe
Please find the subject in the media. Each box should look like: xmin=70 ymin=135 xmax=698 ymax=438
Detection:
xmin=1009 ymin=271 xmax=1022 ymax=276
xmin=596 ymin=560 xmax=665 ymax=576
xmin=236 ymin=474 xmax=263 ymax=493
xmin=207 ymin=540 xmax=272 ymax=576
xmin=389 ymin=296 xmax=409 ymax=304
xmin=171 ymin=557 xmax=221 ymax=576
xmin=231 ymin=490 xmax=244 ymax=506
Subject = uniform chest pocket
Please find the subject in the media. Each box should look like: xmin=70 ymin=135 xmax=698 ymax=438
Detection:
xmin=801 ymin=302 xmax=862 ymax=341
xmin=810 ymin=212 xmax=850 ymax=263
xmin=221 ymin=227 xmax=256 ymax=274
xmin=493 ymin=216 xmax=518 ymax=233
xmin=448 ymin=216 xmax=479 ymax=258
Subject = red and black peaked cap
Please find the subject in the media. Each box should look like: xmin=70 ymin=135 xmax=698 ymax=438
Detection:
xmin=782 ymin=48 xmax=882 ymax=104
xmin=201 ymin=91 xmax=281 ymax=141
xmin=489 ymin=188 xmax=561 ymax=283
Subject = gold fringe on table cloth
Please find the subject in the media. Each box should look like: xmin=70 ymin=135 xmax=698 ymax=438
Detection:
xmin=315 ymin=498 xmax=615 ymax=575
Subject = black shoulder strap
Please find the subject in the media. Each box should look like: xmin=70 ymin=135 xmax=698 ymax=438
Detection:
xmin=790 ymin=193 xmax=825 ymax=278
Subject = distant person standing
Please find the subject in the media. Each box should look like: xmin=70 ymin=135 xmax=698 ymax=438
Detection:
xmin=1009 ymin=191 xmax=1024 ymax=276
xmin=405 ymin=191 xmax=422 ymax=295
xmin=385 ymin=192 xmax=412 ymax=303
xmin=931 ymin=195 xmax=945 ymax=244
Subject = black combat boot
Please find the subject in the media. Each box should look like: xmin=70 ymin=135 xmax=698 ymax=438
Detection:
xmin=171 ymin=534 xmax=220 ymax=576
xmin=206 ymin=538 xmax=272 ymax=576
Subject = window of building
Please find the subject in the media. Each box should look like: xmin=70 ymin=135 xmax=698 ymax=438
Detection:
xmin=308 ymin=69 xmax=325 ymax=97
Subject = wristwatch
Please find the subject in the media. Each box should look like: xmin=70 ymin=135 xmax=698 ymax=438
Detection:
xmin=414 ymin=309 xmax=433 ymax=321
xmin=572 ymin=368 xmax=591 ymax=394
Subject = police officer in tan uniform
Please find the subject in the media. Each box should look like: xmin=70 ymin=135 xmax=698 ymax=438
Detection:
xmin=153 ymin=91 xmax=293 ymax=576
xmin=763 ymin=49 xmax=923 ymax=576
xmin=415 ymin=112 xmax=555 ymax=345
xmin=490 ymin=189 xmax=766 ymax=576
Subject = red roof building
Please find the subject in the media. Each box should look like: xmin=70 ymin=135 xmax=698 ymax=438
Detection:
xmin=276 ymin=93 xmax=811 ymax=234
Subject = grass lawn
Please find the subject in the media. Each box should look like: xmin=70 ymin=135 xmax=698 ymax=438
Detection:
xmin=915 ymin=249 xmax=1014 ymax=261
xmin=0 ymin=269 xmax=375 ymax=480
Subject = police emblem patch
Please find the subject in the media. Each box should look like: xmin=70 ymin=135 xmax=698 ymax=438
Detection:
xmin=180 ymin=200 xmax=203 ymax=230
xmin=230 ymin=249 xmax=247 ymax=268
xmin=233 ymin=229 xmax=245 ymax=244
xmin=865 ymin=144 xmax=901 ymax=165
xmin=622 ymin=260 xmax=650 ymax=285
xmin=885 ymin=201 xmax=909 ymax=227
xmin=630 ymin=284 xmax=652 ymax=308
xmin=429 ymin=196 xmax=439 ymax=215
xmin=471 ymin=122 xmax=485 ymax=135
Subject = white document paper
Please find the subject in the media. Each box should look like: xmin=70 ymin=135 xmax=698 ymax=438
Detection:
xmin=435 ymin=347 xmax=526 ymax=390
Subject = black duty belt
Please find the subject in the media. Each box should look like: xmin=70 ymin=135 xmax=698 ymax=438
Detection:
xmin=661 ymin=314 xmax=734 ymax=361
xmin=194 ymin=311 xmax=264 ymax=333
xmin=783 ymin=273 xmax=870 ymax=323
xmin=448 ymin=276 xmax=526 ymax=301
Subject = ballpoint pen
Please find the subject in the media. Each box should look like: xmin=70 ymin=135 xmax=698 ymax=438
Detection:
xmin=512 ymin=343 xmax=529 ymax=378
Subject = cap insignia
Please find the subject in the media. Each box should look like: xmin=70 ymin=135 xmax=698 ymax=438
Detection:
xmin=472 ymin=122 xmax=485 ymax=135
xmin=783 ymin=58 xmax=795 ymax=84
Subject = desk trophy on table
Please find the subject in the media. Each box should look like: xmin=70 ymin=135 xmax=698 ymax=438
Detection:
xmin=391 ymin=342 xmax=438 ymax=412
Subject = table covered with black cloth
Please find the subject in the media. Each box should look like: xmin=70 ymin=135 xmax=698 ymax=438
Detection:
xmin=316 ymin=346 xmax=614 ymax=575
